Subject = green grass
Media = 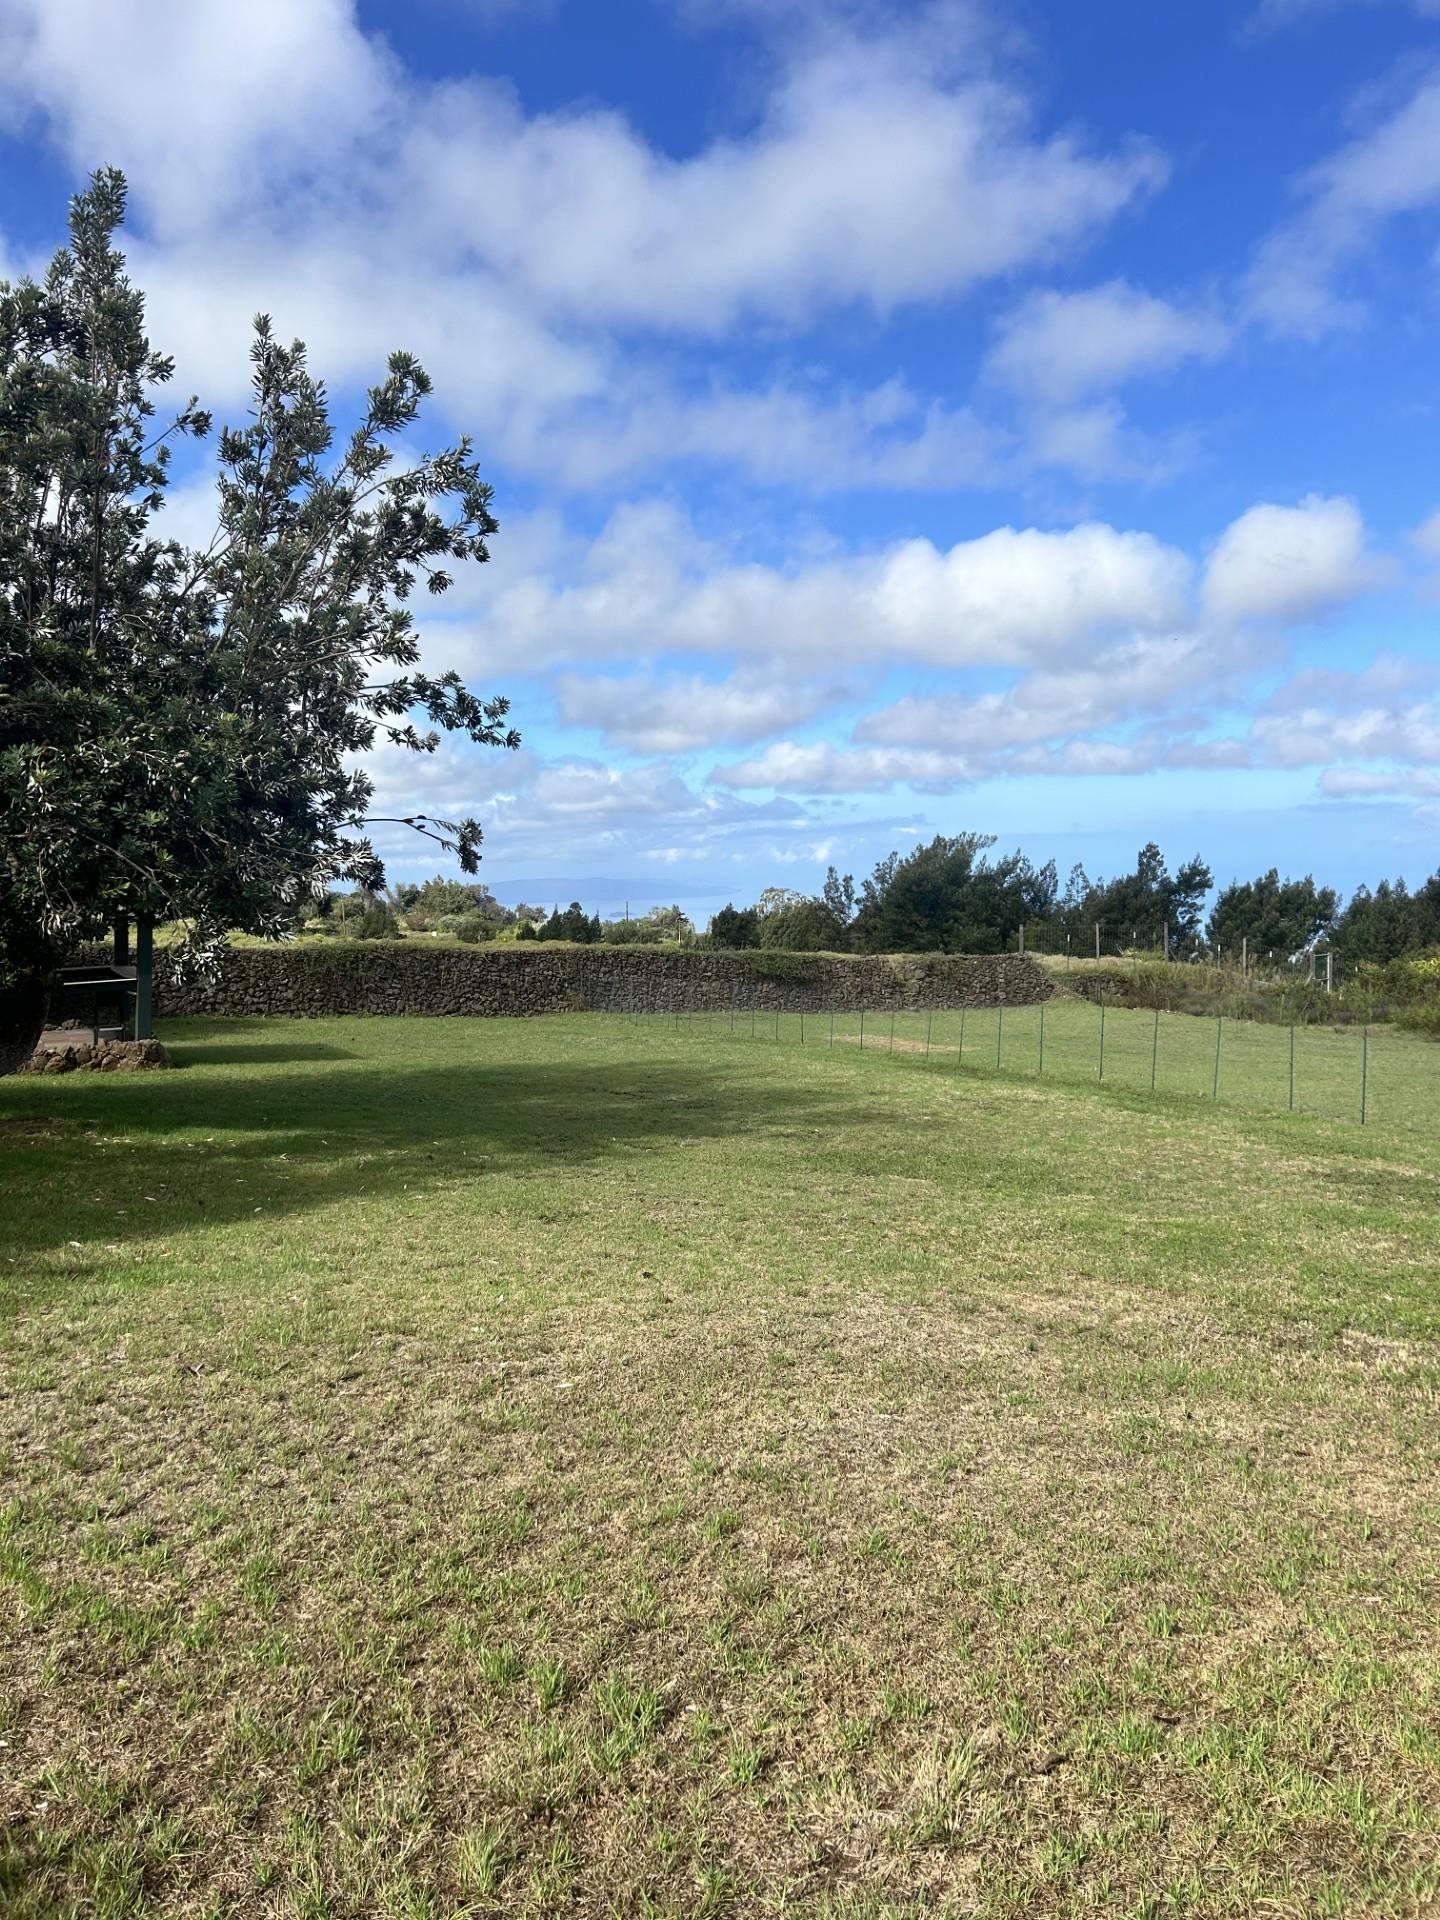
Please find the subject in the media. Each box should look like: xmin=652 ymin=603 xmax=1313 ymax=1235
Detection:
xmin=2 ymin=1013 xmax=1438 ymax=1918
xmin=669 ymin=1000 xmax=1438 ymax=1133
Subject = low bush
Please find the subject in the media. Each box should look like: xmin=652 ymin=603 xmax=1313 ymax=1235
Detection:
xmin=436 ymin=911 xmax=495 ymax=945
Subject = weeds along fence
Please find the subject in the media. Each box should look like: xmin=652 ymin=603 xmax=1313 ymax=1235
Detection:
xmin=623 ymin=1000 xmax=1435 ymax=1134
xmin=1013 ymin=919 xmax=1347 ymax=986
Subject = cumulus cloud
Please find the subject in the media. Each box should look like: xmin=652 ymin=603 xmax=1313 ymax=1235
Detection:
xmin=857 ymin=634 xmax=1240 ymax=752
xmin=0 ymin=0 xmax=1165 ymax=498
xmin=1249 ymin=702 xmax=1440 ymax=767
xmin=452 ymin=509 xmax=1193 ymax=678
xmin=360 ymin=734 xmax=837 ymax=877
xmin=553 ymin=666 xmax=851 ymax=753
xmin=711 ymin=740 xmax=979 ymax=793
xmin=987 ymin=280 xmax=1231 ymax=402
xmin=1202 ymin=495 xmax=1377 ymax=623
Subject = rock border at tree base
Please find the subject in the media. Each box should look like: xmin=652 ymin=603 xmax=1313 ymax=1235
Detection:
xmin=18 ymin=1038 xmax=173 ymax=1075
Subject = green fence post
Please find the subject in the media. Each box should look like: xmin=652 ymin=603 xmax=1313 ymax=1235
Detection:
xmin=860 ymin=1010 xmax=865 ymax=1051
xmin=800 ymin=1010 xmax=805 ymax=1046
xmin=925 ymin=1008 xmax=932 ymax=1057
xmin=775 ymin=1008 xmax=780 ymax=1042
xmin=1360 ymin=1026 xmax=1369 ymax=1126
xmin=958 ymin=1007 xmax=966 ymax=1068
xmin=996 ymin=1002 xmax=1003 ymax=1070
xmin=1039 ymin=1000 xmax=1045 ymax=1076
xmin=1212 ymin=1018 xmax=1221 ymax=1102
xmin=1150 ymin=1007 xmax=1159 ymax=1092
xmin=1098 ymin=1001 xmax=1106 ymax=1082
xmin=830 ymin=1009 xmax=835 ymax=1049
xmin=1288 ymin=1025 xmax=1295 ymax=1112
xmin=889 ymin=1011 xmax=895 ymax=1053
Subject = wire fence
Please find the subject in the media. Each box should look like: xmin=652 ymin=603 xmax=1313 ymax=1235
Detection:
xmin=1011 ymin=919 xmax=1345 ymax=985
xmin=623 ymin=1000 xmax=1438 ymax=1135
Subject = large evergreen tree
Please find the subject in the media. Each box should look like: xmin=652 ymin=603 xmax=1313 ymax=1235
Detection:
xmin=1335 ymin=873 xmax=1440 ymax=964
xmin=850 ymin=834 xmax=1056 ymax=953
xmin=0 ymin=171 xmax=517 ymax=1067
xmin=1207 ymin=869 xmax=1338 ymax=960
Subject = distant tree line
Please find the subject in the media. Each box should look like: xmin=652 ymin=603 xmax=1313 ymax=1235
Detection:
xmin=307 ymin=843 xmax=1440 ymax=968
xmin=702 ymin=836 xmax=1440 ymax=965
xmin=301 ymin=881 xmax=696 ymax=948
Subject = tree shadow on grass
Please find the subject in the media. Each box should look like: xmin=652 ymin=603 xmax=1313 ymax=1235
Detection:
xmin=0 ymin=1031 xmax=877 ymax=1272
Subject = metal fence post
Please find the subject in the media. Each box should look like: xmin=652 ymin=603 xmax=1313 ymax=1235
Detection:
xmin=889 ymin=1011 xmax=895 ymax=1053
xmin=1039 ymin=1000 xmax=1045 ymax=1076
xmin=1288 ymin=1025 xmax=1295 ymax=1112
xmin=830 ymin=1008 xmax=835 ymax=1048
xmin=1098 ymin=1001 xmax=1106 ymax=1081
xmin=1360 ymin=1026 xmax=1369 ymax=1126
xmin=996 ymin=1002 xmax=1003 ymax=1069
xmin=1212 ymin=1018 xmax=1221 ymax=1101
xmin=1019 ymin=922 xmax=1025 ymax=955
xmin=1151 ymin=1007 xmax=1159 ymax=1092
xmin=925 ymin=1007 xmax=932 ymax=1057
xmin=958 ymin=1007 xmax=965 ymax=1067
xmin=860 ymin=1009 xmax=865 ymax=1050
xmin=1094 ymin=921 xmax=1101 ymax=961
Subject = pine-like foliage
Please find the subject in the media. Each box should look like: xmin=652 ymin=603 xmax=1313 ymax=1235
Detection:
xmin=0 ymin=169 xmax=517 ymax=1007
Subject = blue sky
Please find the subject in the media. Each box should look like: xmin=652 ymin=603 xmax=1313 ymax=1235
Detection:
xmin=3 ymin=0 xmax=1439 ymax=923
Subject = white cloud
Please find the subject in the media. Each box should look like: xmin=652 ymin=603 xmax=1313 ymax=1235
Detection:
xmin=1248 ymin=702 xmax=1440 ymax=767
xmin=457 ymin=508 xmax=1193 ymax=676
xmin=1318 ymin=766 xmax=1440 ymax=797
xmin=0 ymin=0 xmax=1163 ymax=330
xmin=0 ymin=0 xmax=1172 ymax=494
xmin=553 ymin=666 xmax=850 ymax=753
xmin=987 ymin=280 xmax=1231 ymax=402
xmin=1409 ymin=507 xmax=1440 ymax=560
xmin=711 ymin=740 xmax=979 ymax=793
xmin=1246 ymin=70 xmax=1440 ymax=337
xmin=1244 ymin=0 xmax=1440 ymax=37
xmin=857 ymin=634 xmax=1238 ymax=751
xmin=1202 ymin=495 xmax=1377 ymax=623
xmin=360 ymin=734 xmax=835 ymax=877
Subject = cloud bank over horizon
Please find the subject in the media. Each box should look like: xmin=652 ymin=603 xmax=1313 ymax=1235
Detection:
xmin=3 ymin=0 xmax=1438 ymax=910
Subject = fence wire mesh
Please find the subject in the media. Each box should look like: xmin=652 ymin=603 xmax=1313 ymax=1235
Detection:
xmin=623 ymin=1000 xmax=1432 ymax=1134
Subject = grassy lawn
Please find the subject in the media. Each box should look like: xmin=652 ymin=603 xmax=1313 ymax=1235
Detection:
xmin=2 ymin=1014 xmax=1438 ymax=1918
xmin=660 ymin=1003 xmax=1439 ymax=1135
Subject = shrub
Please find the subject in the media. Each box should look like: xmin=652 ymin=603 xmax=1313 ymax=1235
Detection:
xmin=743 ymin=950 xmax=825 ymax=982
xmin=1395 ymin=999 xmax=1440 ymax=1041
xmin=352 ymin=904 xmax=402 ymax=941
xmin=437 ymin=911 xmax=494 ymax=945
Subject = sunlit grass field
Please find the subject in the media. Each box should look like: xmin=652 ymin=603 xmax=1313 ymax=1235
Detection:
xmin=647 ymin=1000 xmax=1439 ymax=1134
xmin=2 ymin=1014 xmax=1439 ymax=1918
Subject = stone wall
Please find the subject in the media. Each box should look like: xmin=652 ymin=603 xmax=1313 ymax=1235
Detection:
xmin=149 ymin=945 xmax=1053 ymax=1019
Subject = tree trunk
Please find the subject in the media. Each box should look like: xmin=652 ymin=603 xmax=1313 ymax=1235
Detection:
xmin=0 ymin=972 xmax=50 ymax=1076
